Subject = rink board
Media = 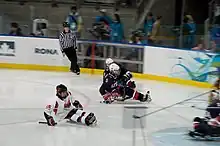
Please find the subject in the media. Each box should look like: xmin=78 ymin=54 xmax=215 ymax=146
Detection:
xmin=0 ymin=35 xmax=213 ymax=88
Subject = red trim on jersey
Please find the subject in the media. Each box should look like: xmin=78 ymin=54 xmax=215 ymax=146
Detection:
xmin=133 ymin=91 xmax=139 ymax=100
xmin=53 ymin=101 xmax=58 ymax=115
xmin=64 ymin=99 xmax=71 ymax=108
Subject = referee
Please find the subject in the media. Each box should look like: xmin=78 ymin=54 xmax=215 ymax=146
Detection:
xmin=59 ymin=22 xmax=80 ymax=75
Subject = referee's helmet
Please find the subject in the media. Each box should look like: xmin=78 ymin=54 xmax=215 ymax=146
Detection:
xmin=63 ymin=22 xmax=70 ymax=27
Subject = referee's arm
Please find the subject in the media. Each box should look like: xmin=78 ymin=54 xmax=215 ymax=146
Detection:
xmin=59 ymin=32 xmax=65 ymax=53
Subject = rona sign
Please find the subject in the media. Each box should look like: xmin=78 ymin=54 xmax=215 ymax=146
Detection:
xmin=35 ymin=48 xmax=58 ymax=55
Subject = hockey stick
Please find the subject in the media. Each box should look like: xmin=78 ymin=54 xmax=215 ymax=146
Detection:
xmin=39 ymin=121 xmax=48 ymax=124
xmin=39 ymin=119 xmax=68 ymax=125
xmin=133 ymin=90 xmax=211 ymax=119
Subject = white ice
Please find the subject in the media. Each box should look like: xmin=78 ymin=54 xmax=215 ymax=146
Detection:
xmin=0 ymin=69 xmax=208 ymax=146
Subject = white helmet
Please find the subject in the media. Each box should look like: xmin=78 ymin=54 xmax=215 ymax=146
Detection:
xmin=105 ymin=58 xmax=114 ymax=67
xmin=211 ymin=90 xmax=220 ymax=100
xmin=109 ymin=63 xmax=120 ymax=76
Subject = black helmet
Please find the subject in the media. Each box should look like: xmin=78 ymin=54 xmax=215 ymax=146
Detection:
xmin=63 ymin=22 xmax=70 ymax=27
xmin=56 ymin=84 xmax=67 ymax=93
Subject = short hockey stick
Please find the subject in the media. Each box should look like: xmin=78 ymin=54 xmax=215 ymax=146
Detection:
xmin=39 ymin=121 xmax=48 ymax=124
xmin=39 ymin=119 xmax=68 ymax=125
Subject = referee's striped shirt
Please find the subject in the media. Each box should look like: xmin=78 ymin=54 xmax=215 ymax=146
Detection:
xmin=59 ymin=30 xmax=77 ymax=52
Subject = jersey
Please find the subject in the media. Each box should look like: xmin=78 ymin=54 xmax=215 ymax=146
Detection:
xmin=206 ymin=101 xmax=220 ymax=118
xmin=102 ymin=73 xmax=119 ymax=93
xmin=44 ymin=91 xmax=81 ymax=122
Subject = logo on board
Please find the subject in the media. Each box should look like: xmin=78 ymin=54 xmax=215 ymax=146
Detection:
xmin=0 ymin=41 xmax=15 ymax=56
xmin=34 ymin=48 xmax=58 ymax=55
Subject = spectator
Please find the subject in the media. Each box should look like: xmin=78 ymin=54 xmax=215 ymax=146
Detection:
xmin=66 ymin=6 xmax=83 ymax=38
xmin=210 ymin=24 xmax=220 ymax=49
xmin=144 ymin=12 xmax=155 ymax=38
xmin=110 ymin=13 xmax=124 ymax=42
xmin=95 ymin=9 xmax=113 ymax=27
xmin=192 ymin=38 xmax=205 ymax=51
xmin=208 ymin=41 xmax=218 ymax=52
xmin=9 ymin=22 xmax=23 ymax=36
xmin=149 ymin=16 xmax=162 ymax=45
xmin=129 ymin=32 xmax=142 ymax=44
xmin=183 ymin=15 xmax=196 ymax=48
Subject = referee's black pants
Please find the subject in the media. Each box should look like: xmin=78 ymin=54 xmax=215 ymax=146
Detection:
xmin=63 ymin=46 xmax=80 ymax=73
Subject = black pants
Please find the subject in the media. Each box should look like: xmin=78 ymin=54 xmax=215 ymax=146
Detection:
xmin=63 ymin=47 xmax=80 ymax=72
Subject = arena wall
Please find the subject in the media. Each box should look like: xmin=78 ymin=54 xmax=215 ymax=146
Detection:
xmin=0 ymin=35 xmax=216 ymax=88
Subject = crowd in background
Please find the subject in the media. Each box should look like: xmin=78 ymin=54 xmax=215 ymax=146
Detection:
xmin=6 ymin=5 xmax=220 ymax=54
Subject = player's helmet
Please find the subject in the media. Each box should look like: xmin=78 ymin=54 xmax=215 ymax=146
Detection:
xmin=56 ymin=84 xmax=67 ymax=93
xmin=211 ymin=90 xmax=220 ymax=101
xmin=105 ymin=58 xmax=114 ymax=67
xmin=109 ymin=63 xmax=120 ymax=77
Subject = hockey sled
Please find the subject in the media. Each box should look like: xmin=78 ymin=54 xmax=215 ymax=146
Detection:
xmin=188 ymin=130 xmax=220 ymax=141
xmin=100 ymin=99 xmax=148 ymax=105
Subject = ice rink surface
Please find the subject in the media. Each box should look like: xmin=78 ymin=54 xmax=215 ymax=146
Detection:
xmin=0 ymin=69 xmax=217 ymax=146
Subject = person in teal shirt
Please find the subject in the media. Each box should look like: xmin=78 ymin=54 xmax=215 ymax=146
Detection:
xmin=144 ymin=12 xmax=155 ymax=37
xmin=183 ymin=15 xmax=196 ymax=48
xmin=110 ymin=13 xmax=124 ymax=42
xmin=66 ymin=6 xmax=83 ymax=38
xmin=95 ymin=9 xmax=113 ymax=26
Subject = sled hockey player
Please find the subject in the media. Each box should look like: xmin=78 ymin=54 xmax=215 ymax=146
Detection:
xmin=208 ymin=79 xmax=220 ymax=104
xmin=43 ymin=84 xmax=97 ymax=126
xmin=104 ymin=58 xmax=136 ymax=89
xmin=189 ymin=91 xmax=220 ymax=139
xmin=99 ymin=63 xmax=151 ymax=104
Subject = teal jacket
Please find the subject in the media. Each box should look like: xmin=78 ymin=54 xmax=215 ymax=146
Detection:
xmin=110 ymin=22 xmax=124 ymax=42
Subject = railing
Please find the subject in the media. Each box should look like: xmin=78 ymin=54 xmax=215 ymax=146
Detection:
xmin=76 ymin=40 xmax=145 ymax=73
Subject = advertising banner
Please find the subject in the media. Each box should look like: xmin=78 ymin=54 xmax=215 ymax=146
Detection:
xmin=0 ymin=36 xmax=70 ymax=66
xmin=144 ymin=46 xmax=220 ymax=84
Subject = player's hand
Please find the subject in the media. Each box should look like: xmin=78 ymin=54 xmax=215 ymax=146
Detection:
xmin=48 ymin=117 xmax=56 ymax=126
xmin=73 ymin=100 xmax=83 ymax=110
xmin=127 ymin=80 xmax=136 ymax=89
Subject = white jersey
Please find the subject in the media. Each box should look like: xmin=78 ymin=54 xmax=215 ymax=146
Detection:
xmin=44 ymin=91 xmax=78 ymax=122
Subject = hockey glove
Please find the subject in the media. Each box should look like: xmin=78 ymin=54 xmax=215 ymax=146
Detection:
xmin=103 ymin=93 xmax=115 ymax=104
xmin=73 ymin=100 xmax=83 ymax=110
xmin=121 ymin=72 xmax=133 ymax=84
xmin=48 ymin=117 xmax=56 ymax=126
xmin=126 ymin=80 xmax=136 ymax=89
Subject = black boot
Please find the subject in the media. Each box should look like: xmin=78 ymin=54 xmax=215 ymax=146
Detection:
xmin=139 ymin=91 xmax=151 ymax=102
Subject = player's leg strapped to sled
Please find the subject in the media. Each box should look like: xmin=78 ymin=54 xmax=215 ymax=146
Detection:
xmin=44 ymin=108 xmax=97 ymax=126
xmin=99 ymin=83 xmax=151 ymax=104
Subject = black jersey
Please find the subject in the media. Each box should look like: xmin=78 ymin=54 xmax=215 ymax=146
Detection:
xmin=206 ymin=102 xmax=220 ymax=118
xmin=102 ymin=73 xmax=118 ymax=93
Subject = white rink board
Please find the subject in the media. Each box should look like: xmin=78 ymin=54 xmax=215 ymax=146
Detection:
xmin=0 ymin=35 xmax=219 ymax=84
xmin=0 ymin=36 xmax=70 ymax=66
xmin=143 ymin=46 xmax=219 ymax=84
